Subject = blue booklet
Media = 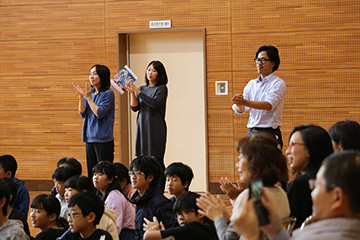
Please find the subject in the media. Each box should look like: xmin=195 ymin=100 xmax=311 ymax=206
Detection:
xmin=110 ymin=65 xmax=138 ymax=95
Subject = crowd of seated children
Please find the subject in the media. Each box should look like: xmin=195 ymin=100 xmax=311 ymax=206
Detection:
xmin=328 ymin=120 xmax=360 ymax=152
xmin=92 ymin=161 xmax=135 ymax=239
xmin=64 ymin=175 xmax=119 ymax=240
xmin=129 ymin=156 xmax=179 ymax=240
xmin=0 ymin=154 xmax=30 ymax=218
xmin=144 ymin=192 xmax=219 ymax=240
xmin=113 ymin=163 xmax=136 ymax=200
xmin=285 ymin=124 xmax=333 ymax=229
xmin=52 ymin=164 xmax=79 ymax=219
xmin=232 ymin=150 xmax=360 ymax=240
xmin=0 ymin=178 xmax=29 ymax=240
xmin=58 ymin=192 xmax=113 ymax=240
xmin=30 ymin=194 xmax=68 ymax=240
xmin=164 ymin=162 xmax=194 ymax=205
xmin=51 ymin=157 xmax=82 ymax=196
xmin=3 ymin=178 xmax=30 ymax=236
xmin=197 ymin=133 xmax=290 ymax=240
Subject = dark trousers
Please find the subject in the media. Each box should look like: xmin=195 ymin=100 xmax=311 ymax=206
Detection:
xmin=153 ymin=157 xmax=166 ymax=192
xmin=86 ymin=140 xmax=114 ymax=178
xmin=247 ymin=127 xmax=283 ymax=149
xmin=119 ymin=228 xmax=136 ymax=240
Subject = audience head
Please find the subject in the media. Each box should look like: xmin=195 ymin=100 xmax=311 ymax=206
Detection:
xmin=89 ymin=64 xmax=111 ymax=92
xmin=30 ymin=194 xmax=67 ymax=230
xmin=3 ymin=178 xmax=18 ymax=206
xmin=113 ymin=162 xmax=131 ymax=190
xmin=236 ymin=133 xmax=288 ymax=186
xmin=286 ymin=124 xmax=333 ymax=178
xmin=64 ymin=175 xmax=95 ymax=203
xmin=165 ymin=162 xmax=194 ymax=197
xmin=68 ymin=192 xmax=104 ymax=228
xmin=145 ymin=60 xmax=168 ymax=86
xmin=173 ymin=192 xmax=209 ymax=225
xmin=0 ymin=155 xmax=18 ymax=179
xmin=52 ymin=165 xmax=79 ymax=196
xmin=255 ymin=45 xmax=280 ymax=72
xmin=328 ymin=120 xmax=360 ymax=152
xmin=312 ymin=150 xmax=360 ymax=220
xmin=129 ymin=156 xmax=161 ymax=193
xmin=0 ymin=179 xmax=10 ymax=216
xmin=92 ymin=161 xmax=123 ymax=201
xmin=56 ymin=157 xmax=82 ymax=175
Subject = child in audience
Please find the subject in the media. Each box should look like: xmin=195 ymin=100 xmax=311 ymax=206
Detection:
xmin=64 ymin=175 xmax=119 ymax=240
xmin=143 ymin=192 xmax=218 ymax=240
xmin=58 ymin=192 xmax=113 ymax=240
xmin=0 ymin=178 xmax=29 ymax=240
xmin=93 ymin=161 xmax=135 ymax=239
xmin=129 ymin=156 xmax=178 ymax=240
xmin=51 ymin=157 xmax=82 ymax=196
xmin=52 ymin=165 xmax=78 ymax=219
xmin=113 ymin=163 xmax=136 ymax=200
xmin=3 ymin=178 xmax=30 ymax=236
xmin=0 ymin=154 xmax=30 ymax=218
xmin=30 ymin=194 xmax=68 ymax=240
xmin=164 ymin=162 xmax=194 ymax=204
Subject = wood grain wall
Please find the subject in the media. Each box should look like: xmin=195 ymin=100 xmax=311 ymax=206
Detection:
xmin=0 ymin=0 xmax=359 ymax=191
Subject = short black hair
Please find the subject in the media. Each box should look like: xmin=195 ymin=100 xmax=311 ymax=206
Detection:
xmin=52 ymin=165 xmax=79 ymax=182
xmin=164 ymin=162 xmax=194 ymax=191
xmin=68 ymin=192 xmax=104 ymax=226
xmin=255 ymin=45 xmax=280 ymax=72
xmin=328 ymin=120 xmax=360 ymax=151
xmin=3 ymin=178 xmax=18 ymax=205
xmin=114 ymin=163 xmax=130 ymax=185
xmin=129 ymin=156 xmax=160 ymax=189
xmin=56 ymin=157 xmax=82 ymax=175
xmin=64 ymin=175 xmax=95 ymax=193
xmin=322 ymin=150 xmax=360 ymax=213
xmin=173 ymin=192 xmax=200 ymax=216
xmin=0 ymin=179 xmax=10 ymax=216
xmin=0 ymin=155 xmax=18 ymax=178
xmin=145 ymin=60 xmax=168 ymax=86
xmin=89 ymin=64 xmax=111 ymax=92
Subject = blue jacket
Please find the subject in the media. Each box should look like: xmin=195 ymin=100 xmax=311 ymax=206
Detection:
xmin=12 ymin=177 xmax=30 ymax=218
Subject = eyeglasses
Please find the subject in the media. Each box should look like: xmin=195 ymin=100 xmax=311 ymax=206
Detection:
xmin=67 ymin=212 xmax=82 ymax=220
xmin=175 ymin=210 xmax=195 ymax=218
xmin=286 ymin=141 xmax=306 ymax=149
xmin=254 ymin=58 xmax=272 ymax=64
xmin=128 ymin=171 xmax=145 ymax=177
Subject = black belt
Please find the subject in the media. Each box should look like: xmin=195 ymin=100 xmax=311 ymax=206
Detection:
xmin=250 ymin=127 xmax=279 ymax=131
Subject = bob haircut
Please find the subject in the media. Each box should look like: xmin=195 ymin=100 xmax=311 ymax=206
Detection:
xmin=289 ymin=124 xmax=333 ymax=178
xmin=255 ymin=45 xmax=280 ymax=72
xmin=56 ymin=157 xmax=82 ymax=175
xmin=92 ymin=161 xmax=126 ymax=202
xmin=322 ymin=150 xmax=360 ymax=213
xmin=236 ymin=133 xmax=288 ymax=186
xmin=52 ymin=165 xmax=79 ymax=182
xmin=164 ymin=162 xmax=194 ymax=191
xmin=64 ymin=175 xmax=95 ymax=193
xmin=145 ymin=60 xmax=168 ymax=86
xmin=89 ymin=64 xmax=111 ymax=92
xmin=129 ymin=156 xmax=161 ymax=189
xmin=68 ymin=192 xmax=104 ymax=226
xmin=328 ymin=120 xmax=360 ymax=151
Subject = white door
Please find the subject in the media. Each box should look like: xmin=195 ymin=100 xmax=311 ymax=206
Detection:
xmin=128 ymin=31 xmax=207 ymax=192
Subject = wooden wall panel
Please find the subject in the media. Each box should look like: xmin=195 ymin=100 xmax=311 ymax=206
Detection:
xmin=232 ymin=30 xmax=360 ymax=71
xmin=0 ymin=3 xmax=104 ymax=41
xmin=208 ymin=109 xmax=234 ymax=146
xmin=105 ymin=0 xmax=231 ymax=35
xmin=206 ymin=34 xmax=232 ymax=72
xmin=207 ymin=72 xmax=233 ymax=109
xmin=232 ymin=0 xmax=360 ymax=33
xmin=1 ymin=39 xmax=106 ymax=76
xmin=0 ymin=0 xmax=100 ymax=6
xmin=208 ymin=146 xmax=235 ymax=181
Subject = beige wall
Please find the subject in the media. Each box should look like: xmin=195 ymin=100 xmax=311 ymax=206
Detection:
xmin=0 ymin=0 xmax=359 ymax=191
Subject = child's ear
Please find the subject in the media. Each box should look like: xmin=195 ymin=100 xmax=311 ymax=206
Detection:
xmin=4 ymin=171 xmax=12 ymax=178
xmin=147 ymin=174 xmax=154 ymax=182
xmin=48 ymin=213 xmax=57 ymax=222
xmin=183 ymin=181 xmax=189 ymax=189
xmin=86 ymin=212 xmax=96 ymax=224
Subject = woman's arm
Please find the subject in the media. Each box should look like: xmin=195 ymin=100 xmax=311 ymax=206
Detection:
xmin=72 ymin=81 xmax=86 ymax=114
xmin=138 ymin=85 xmax=167 ymax=109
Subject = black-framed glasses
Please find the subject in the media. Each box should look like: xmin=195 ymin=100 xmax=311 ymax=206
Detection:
xmin=254 ymin=58 xmax=272 ymax=64
xmin=67 ymin=212 xmax=82 ymax=220
xmin=128 ymin=171 xmax=145 ymax=177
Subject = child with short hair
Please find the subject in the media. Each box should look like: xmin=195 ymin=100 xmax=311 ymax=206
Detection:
xmin=58 ymin=192 xmax=113 ymax=240
xmin=52 ymin=165 xmax=79 ymax=219
xmin=143 ymin=192 xmax=218 ymax=240
xmin=129 ymin=156 xmax=178 ymax=240
xmin=164 ymin=162 xmax=194 ymax=204
xmin=30 ymin=194 xmax=68 ymax=240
